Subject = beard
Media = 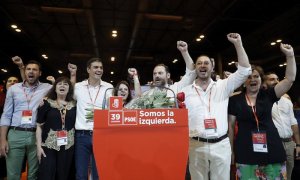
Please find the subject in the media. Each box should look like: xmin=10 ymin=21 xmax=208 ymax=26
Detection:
xmin=153 ymin=78 xmax=167 ymax=87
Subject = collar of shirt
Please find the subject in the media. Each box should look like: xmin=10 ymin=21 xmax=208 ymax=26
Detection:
xmin=192 ymin=78 xmax=215 ymax=93
xmin=21 ymin=80 xmax=41 ymax=89
xmin=82 ymin=79 xmax=102 ymax=88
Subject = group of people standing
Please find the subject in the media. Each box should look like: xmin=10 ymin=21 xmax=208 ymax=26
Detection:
xmin=0 ymin=32 xmax=298 ymax=180
xmin=181 ymin=34 xmax=299 ymax=180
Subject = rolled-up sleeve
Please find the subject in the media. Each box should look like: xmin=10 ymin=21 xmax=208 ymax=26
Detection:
xmin=0 ymin=89 xmax=14 ymax=126
xmin=225 ymin=65 xmax=252 ymax=96
xmin=174 ymin=68 xmax=197 ymax=92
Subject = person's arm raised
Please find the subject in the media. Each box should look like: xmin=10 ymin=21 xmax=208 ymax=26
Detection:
xmin=274 ymin=43 xmax=296 ymax=98
xmin=68 ymin=63 xmax=77 ymax=86
xmin=177 ymin=40 xmax=194 ymax=71
xmin=128 ymin=68 xmax=141 ymax=97
xmin=12 ymin=56 xmax=25 ymax=81
xmin=227 ymin=33 xmax=250 ymax=68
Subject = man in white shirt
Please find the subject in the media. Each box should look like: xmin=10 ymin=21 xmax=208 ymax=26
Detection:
xmin=264 ymin=72 xmax=300 ymax=180
xmin=74 ymin=58 xmax=113 ymax=180
xmin=181 ymin=33 xmax=251 ymax=180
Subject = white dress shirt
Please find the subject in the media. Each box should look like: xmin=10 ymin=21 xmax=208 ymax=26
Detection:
xmin=272 ymin=96 xmax=298 ymax=138
xmin=182 ymin=65 xmax=252 ymax=138
xmin=74 ymin=80 xmax=113 ymax=130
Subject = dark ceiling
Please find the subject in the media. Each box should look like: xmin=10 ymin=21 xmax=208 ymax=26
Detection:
xmin=0 ymin=0 xmax=299 ymax=91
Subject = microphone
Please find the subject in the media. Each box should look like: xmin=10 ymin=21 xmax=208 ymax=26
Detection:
xmin=145 ymin=84 xmax=179 ymax=108
xmin=102 ymin=87 xmax=115 ymax=110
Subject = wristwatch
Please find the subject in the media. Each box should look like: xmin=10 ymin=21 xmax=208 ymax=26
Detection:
xmin=296 ymin=144 xmax=300 ymax=147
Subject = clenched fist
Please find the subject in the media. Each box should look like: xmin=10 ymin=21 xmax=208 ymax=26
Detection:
xmin=280 ymin=43 xmax=294 ymax=57
xmin=177 ymin=40 xmax=188 ymax=52
xmin=12 ymin=56 xmax=24 ymax=68
xmin=227 ymin=33 xmax=242 ymax=46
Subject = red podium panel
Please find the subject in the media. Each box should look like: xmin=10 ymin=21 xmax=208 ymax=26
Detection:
xmin=93 ymin=108 xmax=189 ymax=180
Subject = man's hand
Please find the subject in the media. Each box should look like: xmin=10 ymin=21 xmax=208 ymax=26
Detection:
xmin=46 ymin=76 xmax=55 ymax=84
xmin=177 ymin=40 xmax=188 ymax=53
xmin=12 ymin=56 xmax=24 ymax=68
xmin=0 ymin=139 xmax=9 ymax=157
xmin=280 ymin=43 xmax=294 ymax=57
xmin=68 ymin=63 xmax=77 ymax=76
xmin=227 ymin=33 xmax=242 ymax=46
xmin=128 ymin=68 xmax=138 ymax=78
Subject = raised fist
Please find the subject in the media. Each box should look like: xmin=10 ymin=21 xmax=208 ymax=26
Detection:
xmin=128 ymin=68 xmax=138 ymax=77
xmin=46 ymin=76 xmax=55 ymax=84
xmin=12 ymin=56 xmax=24 ymax=67
xmin=177 ymin=40 xmax=188 ymax=52
xmin=68 ymin=63 xmax=77 ymax=75
xmin=227 ymin=33 xmax=242 ymax=45
xmin=280 ymin=43 xmax=294 ymax=57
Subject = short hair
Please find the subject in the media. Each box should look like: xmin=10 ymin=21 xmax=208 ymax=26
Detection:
xmin=86 ymin=57 xmax=102 ymax=68
xmin=264 ymin=72 xmax=277 ymax=76
xmin=251 ymin=65 xmax=264 ymax=78
xmin=196 ymin=55 xmax=215 ymax=68
xmin=154 ymin=64 xmax=170 ymax=74
xmin=263 ymin=71 xmax=277 ymax=82
xmin=114 ymin=81 xmax=132 ymax=104
xmin=25 ymin=60 xmax=42 ymax=71
xmin=46 ymin=76 xmax=74 ymax=102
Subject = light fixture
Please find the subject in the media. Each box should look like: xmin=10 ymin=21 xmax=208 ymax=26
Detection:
xmin=172 ymin=59 xmax=178 ymax=63
xmin=199 ymin=35 xmax=205 ymax=38
xmin=112 ymin=29 xmax=118 ymax=38
xmin=1 ymin=69 xmax=8 ymax=73
xmin=111 ymin=57 xmax=115 ymax=61
xmin=279 ymin=64 xmax=284 ymax=67
xmin=276 ymin=39 xmax=282 ymax=43
xmin=110 ymin=71 xmax=114 ymax=74
xmin=15 ymin=29 xmax=21 ymax=32
xmin=110 ymin=80 xmax=113 ymax=83
xmin=42 ymin=54 xmax=48 ymax=59
xmin=11 ymin=24 xmax=18 ymax=29
xmin=270 ymin=42 xmax=276 ymax=46
xmin=228 ymin=61 xmax=236 ymax=65
xmin=58 ymin=70 xmax=63 ymax=74
xmin=196 ymin=38 xmax=201 ymax=42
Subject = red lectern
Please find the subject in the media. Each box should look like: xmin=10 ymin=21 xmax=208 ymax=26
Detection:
xmin=93 ymin=97 xmax=189 ymax=180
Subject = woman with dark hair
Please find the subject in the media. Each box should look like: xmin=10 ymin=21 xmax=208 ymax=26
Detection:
xmin=114 ymin=81 xmax=132 ymax=106
xmin=113 ymin=68 xmax=141 ymax=106
xmin=228 ymin=43 xmax=296 ymax=179
xmin=36 ymin=76 xmax=76 ymax=180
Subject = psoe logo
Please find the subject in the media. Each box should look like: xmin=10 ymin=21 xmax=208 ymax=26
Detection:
xmin=109 ymin=96 xmax=123 ymax=110
xmin=123 ymin=111 xmax=137 ymax=125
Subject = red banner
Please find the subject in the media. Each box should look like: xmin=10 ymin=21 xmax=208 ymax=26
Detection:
xmin=93 ymin=106 xmax=189 ymax=180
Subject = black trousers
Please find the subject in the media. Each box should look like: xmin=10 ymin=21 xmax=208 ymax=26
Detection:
xmin=38 ymin=146 xmax=74 ymax=180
